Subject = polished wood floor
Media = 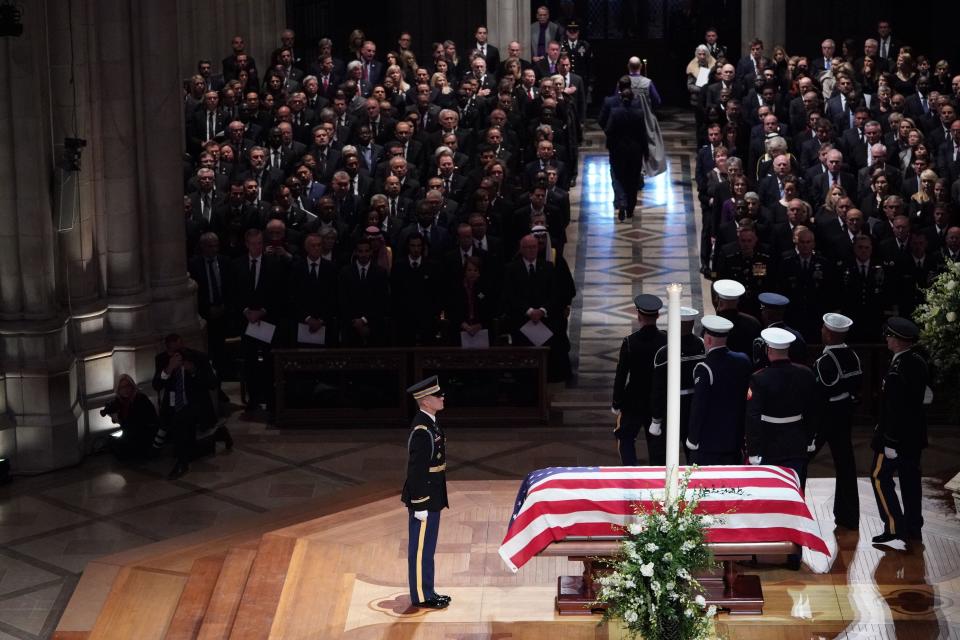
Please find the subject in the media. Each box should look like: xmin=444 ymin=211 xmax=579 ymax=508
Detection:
xmin=53 ymin=478 xmax=960 ymax=639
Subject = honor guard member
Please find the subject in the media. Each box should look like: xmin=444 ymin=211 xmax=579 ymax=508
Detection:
xmin=401 ymin=376 xmax=451 ymax=609
xmin=871 ymin=317 xmax=929 ymax=545
xmin=612 ymin=294 xmax=667 ymax=465
xmin=686 ymin=315 xmax=754 ymax=465
xmin=650 ymin=307 xmax=705 ymax=463
xmin=712 ymin=279 xmax=761 ymax=356
xmin=746 ymin=328 xmax=819 ymax=490
xmin=752 ymin=292 xmax=807 ymax=366
xmin=811 ymin=313 xmax=863 ymax=530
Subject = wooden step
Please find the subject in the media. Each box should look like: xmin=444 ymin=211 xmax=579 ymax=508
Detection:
xmin=51 ymin=632 xmax=90 ymax=640
xmin=228 ymin=535 xmax=298 ymax=640
xmin=87 ymin=566 xmax=187 ymax=640
xmin=196 ymin=547 xmax=257 ymax=640
xmin=164 ymin=554 xmax=226 ymax=640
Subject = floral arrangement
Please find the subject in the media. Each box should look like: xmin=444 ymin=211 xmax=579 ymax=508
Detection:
xmin=595 ymin=470 xmax=720 ymax=640
xmin=915 ymin=260 xmax=960 ymax=386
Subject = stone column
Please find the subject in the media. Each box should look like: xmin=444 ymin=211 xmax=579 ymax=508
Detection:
xmin=486 ymin=0 xmax=531 ymax=59
xmin=740 ymin=0 xmax=786 ymax=59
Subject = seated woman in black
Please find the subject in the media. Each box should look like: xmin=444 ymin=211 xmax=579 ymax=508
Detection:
xmin=446 ymin=256 xmax=495 ymax=346
xmin=102 ymin=374 xmax=159 ymax=460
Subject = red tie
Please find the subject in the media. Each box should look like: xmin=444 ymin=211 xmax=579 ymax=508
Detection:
xmin=322 ymin=76 xmax=329 ymax=92
xmin=362 ymin=64 xmax=369 ymax=80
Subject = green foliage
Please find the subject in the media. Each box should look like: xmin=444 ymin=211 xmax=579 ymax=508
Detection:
xmin=915 ymin=261 xmax=960 ymax=386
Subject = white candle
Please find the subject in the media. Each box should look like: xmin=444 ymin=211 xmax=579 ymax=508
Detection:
xmin=665 ymin=283 xmax=682 ymax=500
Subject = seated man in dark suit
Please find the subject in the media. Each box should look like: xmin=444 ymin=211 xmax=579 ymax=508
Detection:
xmin=152 ymin=334 xmax=228 ymax=479
xmin=338 ymin=237 xmax=390 ymax=346
xmin=391 ymin=233 xmax=441 ymax=346
xmin=502 ymin=233 xmax=559 ymax=349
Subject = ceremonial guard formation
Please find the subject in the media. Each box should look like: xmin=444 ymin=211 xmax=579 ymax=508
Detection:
xmin=401 ymin=375 xmax=451 ymax=609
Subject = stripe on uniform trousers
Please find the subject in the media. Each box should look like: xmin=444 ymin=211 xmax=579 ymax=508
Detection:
xmin=872 ymin=452 xmax=896 ymax=534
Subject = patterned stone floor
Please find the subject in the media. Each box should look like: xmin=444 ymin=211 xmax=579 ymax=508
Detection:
xmin=0 ymin=111 xmax=957 ymax=640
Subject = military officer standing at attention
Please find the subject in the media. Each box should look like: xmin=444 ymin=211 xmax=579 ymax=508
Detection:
xmin=401 ymin=376 xmax=451 ymax=609
xmin=746 ymin=327 xmax=819 ymax=490
xmin=752 ymin=292 xmax=807 ymax=366
xmin=810 ymin=313 xmax=863 ymax=531
xmin=712 ymin=280 xmax=761 ymax=356
xmin=871 ymin=317 xmax=929 ymax=545
xmin=650 ymin=307 xmax=705 ymax=463
xmin=612 ymin=294 xmax=667 ymax=465
xmin=686 ymin=315 xmax=753 ymax=465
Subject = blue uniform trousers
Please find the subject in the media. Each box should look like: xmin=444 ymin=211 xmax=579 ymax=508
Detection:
xmin=408 ymin=509 xmax=441 ymax=604
xmin=871 ymin=450 xmax=923 ymax=537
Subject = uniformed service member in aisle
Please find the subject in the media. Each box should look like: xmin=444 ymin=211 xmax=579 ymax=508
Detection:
xmin=649 ymin=307 xmax=705 ymax=464
xmin=871 ymin=317 xmax=929 ymax=545
xmin=611 ymin=294 xmax=667 ymax=466
xmin=752 ymin=292 xmax=807 ymax=366
xmin=686 ymin=315 xmax=754 ymax=465
xmin=400 ymin=376 xmax=452 ymax=609
xmin=810 ymin=313 xmax=863 ymax=531
xmin=712 ymin=279 xmax=761 ymax=356
xmin=745 ymin=327 xmax=819 ymax=490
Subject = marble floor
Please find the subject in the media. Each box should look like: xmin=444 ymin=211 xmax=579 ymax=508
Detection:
xmin=1 ymin=110 xmax=958 ymax=639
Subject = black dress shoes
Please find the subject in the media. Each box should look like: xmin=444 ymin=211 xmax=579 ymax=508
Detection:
xmin=417 ymin=597 xmax=449 ymax=609
xmin=617 ymin=210 xmax=625 ymax=222
xmin=167 ymin=463 xmax=189 ymax=480
xmin=215 ymin=425 xmax=234 ymax=450
xmin=872 ymin=532 xmax=904 ymax=545
xmin=626 ymin=210 xmax=634 ymax=218
xmin=434 ymin=593 xmax=452 ymax=604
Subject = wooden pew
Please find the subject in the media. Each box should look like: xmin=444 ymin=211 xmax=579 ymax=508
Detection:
xmin=539 ymin=538 xmax=798 ymax=616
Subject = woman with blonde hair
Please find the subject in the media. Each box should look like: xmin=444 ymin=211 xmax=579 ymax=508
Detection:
xmin=892 ymin=51 xmax=917 ymax=95
xmin=909 ymin=169 xmax=938 ymax=226
xmin=101 ymin=374 xmax=159 ymax=460
xmin=386 ymin=64 xmax=411 ymax=94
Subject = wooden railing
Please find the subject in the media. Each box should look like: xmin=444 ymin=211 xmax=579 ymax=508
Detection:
xmin=272 ymin=347 xmax=549 ymax=427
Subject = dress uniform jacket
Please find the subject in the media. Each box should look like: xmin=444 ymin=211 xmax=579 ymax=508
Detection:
xmin=401 ymin=410 xmax=449 ymax=512
xmin=746 ymin=360 xmax=819 ymax=462
xmin=871 ymin=347 xmax=929 ymax=454
xmin=688 ymin=346 xmax=753 ymax=455
xmin=815 ymin=344 xmax=863 ymax=407
xmin=715 ymin=247 xmax=776 ymax=318
xmin=612 ymin=325 xmax=667 ymax=420
xmin=839 ymin=261 xmax=891 ymax=342
xmin=778 ymin=253 xmax=836 ymax=341
xmin=650 ymin=333 xmax=705 ymax=453
xmin=752 ymin=321 xmax=807 ymax=366
xmin=716 ymin=308 xmax=761 ymax=356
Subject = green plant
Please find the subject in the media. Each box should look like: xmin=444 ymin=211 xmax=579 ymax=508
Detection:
xmin=915 ymin=261 xmax=960 ymax=387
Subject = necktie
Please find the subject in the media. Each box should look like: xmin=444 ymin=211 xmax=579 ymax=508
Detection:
xmin=481 ymin=45 xmax=486 ymax=57
xmin=207 ymin=258 xmax=221 ymax=304
xmin=363 ymin=63 xmax=369 ymax=80
xmin=174 ymin=368 xmax=186 ymax=411
xmin=528 ymin=263 xmax=535 ymax=276
xmin=322 ymin=76 xmax=329 ymax=92
xmin=529 ymin=87 xmax=535 ymax=99
xmin=881 ymin=41 xmax=887 ymax=58
xmin=802 ymin=258 xmax=809 ymax=272
xmin=421 ymin=111 xmax=428 ymax=128
xmin=207 ymin=112 xmax=214 ymax=140
xmin=549 ymin=62 xmax=555 ymax=73
xmin=250 ymin=258 xmax=258 ymax=288
xmin=361 ymin=266 xmax=368 ymax=281
xmin=861 ymin=264 xmax=867 ymax=278
xmin=412 ymin=260 xmax=419 ymax=270
xmin=462 ymin=251 xmax=469 ymax=265
xmin=203 ymin=193 xmax=211 ymax=221
xmin=310 ymin=262 xmax=318 ymax=280
xmin=390 ymin=198 xmax=397 ymax=217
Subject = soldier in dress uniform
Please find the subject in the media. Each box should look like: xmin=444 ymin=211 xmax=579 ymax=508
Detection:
xmin=839 ymin=234 xmax=891 ymax=343
xmin=650 ymin=307 xmax=705 ymax=463
xmin=401 ymin=376 xmax=451 ymax=609
xmin=746 ymin=327 xmax=819 ymax=490
xmin=559 ymin=21 xmax=592 ymax=93
xmin=752 ymin=292 xmax=807 ymax=366
xmin=612 ymin=294 xmax=667 ymax=465
xmin=871 ymin=317 xmax=929 ymax=545
xmin=686 ymin=315 xmax=754 ymax=465
xmin=810 ymin=313 xmax=863 ymax=531
xmin=712 ymin=279 xmax=761 ymax=356
xmin=714 ymin=222 xmax=775 ymax=318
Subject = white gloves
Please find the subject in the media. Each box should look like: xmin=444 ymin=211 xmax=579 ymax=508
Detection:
xmin=414 ymin=510 xmax=428 ymax=521
xmin=884 ymin=447 xmax=898 ymax=460
xmin=648 ymin=420 xmax=662 ymax=436
xmin=748 ymin=456 xmax=762 ymax=465
xmin=610 ymin=407 xmax=621 ymax=416
xmin=685 ymin=438 xmax=699 ymax=451
xmin=806 ymin=440 xmax=817 ymax=453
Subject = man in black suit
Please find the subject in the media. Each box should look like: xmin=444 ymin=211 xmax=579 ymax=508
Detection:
xmin=212 ymin=182 xmax=257 ymax=243
xmin=188 ymin=232 xmax=235 ymax=376
xmin=604 ymin=89 xmax=647 ymax=221
xmin=503 ymin=233 xmax=559 ymax=343
xmin=188 ymin=91 xmax=225 ymax=156
xmin=222 ymin=35 xmax=257 ymax=80
xmin=392 ymin=233 xmax=441 ymax=346
xmin=290 ymin=233 xmax=338 ymax=347
xmin=188 ymin=168 xmax=225 ymax=234
xmin=232 ymin=229 xmax=287 ymax=412
xmin=471 ymin=26 xmax=500 ymax=77
xmin=811 ymin=149 xmax=857 ymax=205
xmin=358 ymin=40 xmax=384 ymax=86
xmin=338 ymin=237 xmax=390 ymax=346
xmin=236 ymin=146 xmax=283 ymax=204
xmin=152 ymin=334 xmax=225 ymax=479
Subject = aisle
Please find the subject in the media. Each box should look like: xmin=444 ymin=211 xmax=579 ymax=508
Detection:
xmin=559 ymin=109 xmax=704 ymax=409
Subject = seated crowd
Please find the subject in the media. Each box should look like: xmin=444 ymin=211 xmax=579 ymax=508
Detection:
xmin=181 ymin=14 xmax=589 ymax=410
xmin=691 ymin=21 xmax=960 ymax=344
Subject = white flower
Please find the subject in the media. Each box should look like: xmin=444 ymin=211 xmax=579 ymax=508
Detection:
xmin=666 ymin=581 xmax=675 ymax=591
xmin=701 ymin=515 xmax=715 ymax=527
xmin=946 ymin=279 xmax=957 ymax=291
xmin=624 ymin=610 xmax=638 ymax=623
xmin=681 ymin=540 xmax=695 ymax=552
xmin=947 ymin=311 xmax=957 ymax=323
xmin=695 ymin=594 xmax=707 ymax=607
xmin=685 ymin=608 xmax=695 ymax=617
xmin=663 ymin=552 xmax=673 ymax=562
xmin=624 ymin=579 xmax=635 ymax=589
xmin=677 ymin=568 xmax=691 ymax=580
xmin=640 ymin=562 xmax=655 ymax=577
xmin=651 ymin=580 xmax=661 ymax=594
xmin=707 ymin=605 xmax=717 ymax=617
xmin=645 ymin=542 xmax=659 ymax=552
xmin=627 ymin=522 xmax=644 ymax=535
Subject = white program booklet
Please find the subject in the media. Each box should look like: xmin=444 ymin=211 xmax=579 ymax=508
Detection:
xmin=245 ymin=320 xmax=276 ymax=343
xmin=520 ymin=320 xmax=553 ymax=346
xmin=297 ymin=323 xmax=326 ymax=345
xmin=460 ymin=329 xmax=490 ymax=348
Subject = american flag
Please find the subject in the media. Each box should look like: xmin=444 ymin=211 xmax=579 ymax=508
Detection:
xmin=498 ymin=466 xmax=833 ymax=573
